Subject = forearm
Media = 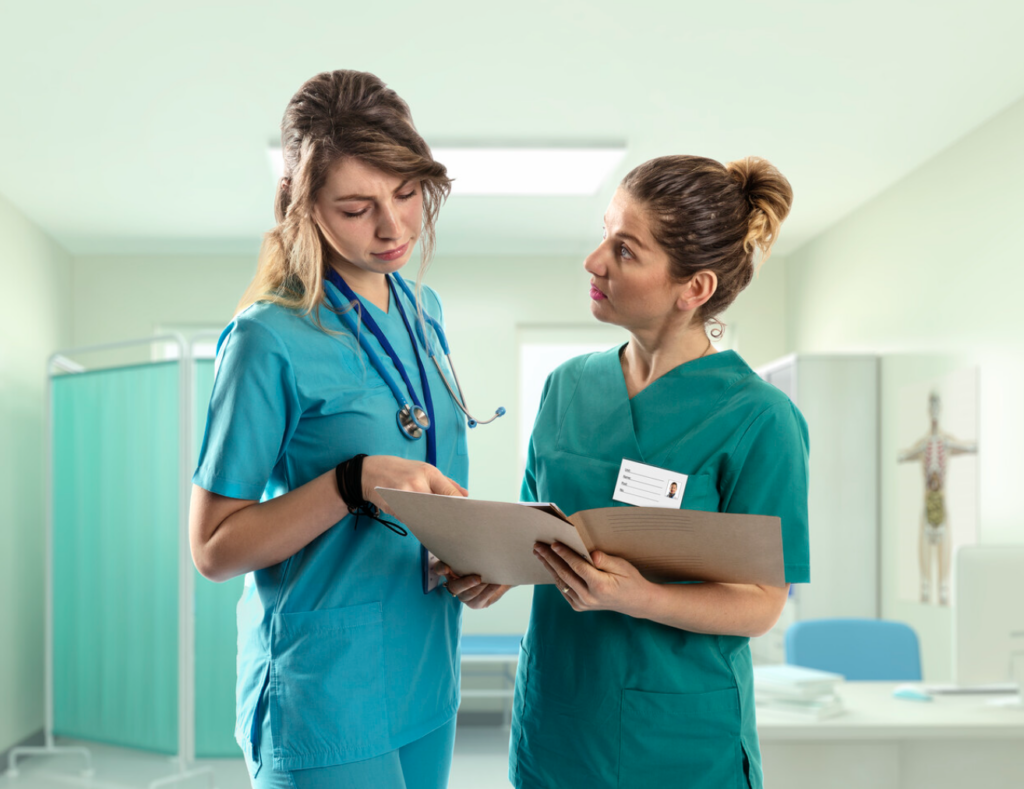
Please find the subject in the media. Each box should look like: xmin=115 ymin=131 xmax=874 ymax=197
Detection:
xmin=192 ymin=471 xmax=346 ymax=582
xmin=630 ymin=581 xmax=789 ymax=638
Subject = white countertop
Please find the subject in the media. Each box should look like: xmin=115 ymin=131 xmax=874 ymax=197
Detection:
xmin=757 ymin=682 xmax=1024 ymax=741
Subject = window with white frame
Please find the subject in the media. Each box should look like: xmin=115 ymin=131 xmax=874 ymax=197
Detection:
xmin=517 ymin=325 xmax=627 ymax=483
xmin=153 ymin=325 xmax=223 ymax=361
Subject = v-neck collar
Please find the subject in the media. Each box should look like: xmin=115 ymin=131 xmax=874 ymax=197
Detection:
xmin=324 ymin=277 xmax=393 ymax=322
xmin=558 ymin=347 xmax=751 ymax=469
xmin=622 ymin=346 xmax=738 ymax=402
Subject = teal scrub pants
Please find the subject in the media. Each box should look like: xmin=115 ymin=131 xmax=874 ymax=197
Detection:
xmin=246 ymin=710 xmax=457 ymax=789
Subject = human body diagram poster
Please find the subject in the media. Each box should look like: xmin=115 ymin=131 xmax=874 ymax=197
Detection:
xmin=896 ymin=368 xmax=979 ymax=607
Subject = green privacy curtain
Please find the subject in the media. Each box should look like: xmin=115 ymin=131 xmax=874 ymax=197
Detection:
xmin=52 ymin=362 xmax=180 ymax=753
xmin=193 ymin=358 xmax=245 ymax=758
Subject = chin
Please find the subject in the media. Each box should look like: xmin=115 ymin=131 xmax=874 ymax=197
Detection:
xmin=590 ymin=300 xmax=620 ymax=326
xmin=366 ymin=253 xmax=414 ymax=276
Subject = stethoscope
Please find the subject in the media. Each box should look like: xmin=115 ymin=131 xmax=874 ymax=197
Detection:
xmin=323 ymin=269 xmax=506 ymax=441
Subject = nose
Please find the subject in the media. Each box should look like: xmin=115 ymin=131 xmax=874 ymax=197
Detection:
xmin=583 ymin=244 xmax=607 ymax=278
xmin=376 ymin=202 xmax=401 ymax=240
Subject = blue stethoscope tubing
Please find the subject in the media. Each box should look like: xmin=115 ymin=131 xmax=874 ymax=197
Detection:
xmin=323 ymin=268 xmax=504 ymax=595
xmin=390 ymin=274 xmax=506 ymax=429
xmin=325 ymin=270 xmax=434 ymax=441
xmin=322 ymin=269 xmax=505 ymax=438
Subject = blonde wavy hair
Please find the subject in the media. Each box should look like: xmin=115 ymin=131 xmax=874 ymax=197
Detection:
xmin=238 ymin=70 xmax=452 ymax=328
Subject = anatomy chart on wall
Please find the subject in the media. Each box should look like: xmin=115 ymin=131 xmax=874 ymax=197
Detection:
xmin=896 ymin=368 xmax=979 ymax=607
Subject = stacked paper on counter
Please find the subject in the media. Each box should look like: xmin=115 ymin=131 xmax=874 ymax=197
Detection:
xmin=753 ymin=664 xmax=845 ymax=719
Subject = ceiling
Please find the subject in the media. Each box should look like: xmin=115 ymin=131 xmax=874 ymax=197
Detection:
xmin=2 ymin=0 xmax=1023 ymax=258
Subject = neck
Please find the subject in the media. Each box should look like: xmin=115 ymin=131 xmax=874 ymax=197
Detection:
xmin=621 ymin=320 xmax=714 ymax=398
xmin=329 ymin=260 xmax=390 ymax=312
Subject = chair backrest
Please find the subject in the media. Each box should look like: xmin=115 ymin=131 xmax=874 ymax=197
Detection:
xmin=784 ymin=618 xmax=922 ymax=681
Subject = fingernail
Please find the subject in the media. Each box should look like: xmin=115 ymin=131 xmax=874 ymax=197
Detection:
xmin=551 ymin=544 xmax=562 ymax=553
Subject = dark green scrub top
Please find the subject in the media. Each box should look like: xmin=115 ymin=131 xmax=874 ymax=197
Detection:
xmin=509 ymin=347 xmax=810 ymax=789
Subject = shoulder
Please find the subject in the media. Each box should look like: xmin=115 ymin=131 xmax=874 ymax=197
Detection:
xmin=217 ymin=301 xmax=311 ymax=362
xmin=419 ymin=282 xmax=443 ymax=316
xmin=734 ymin=370 xmax=798 ymax=414
xmin=713 ymin=351 xmax=796 ymax=410
xmin=715 ymin=353 xmax=808 ymax=441
xmin=547 ymin=347 xmax=613 ymax=388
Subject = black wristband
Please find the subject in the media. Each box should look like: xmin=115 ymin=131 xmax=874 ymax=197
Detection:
xmin=335 ymin=454 xmax=368 ymax=510
xmin=334 ymin=454 xmax=408 ymax=537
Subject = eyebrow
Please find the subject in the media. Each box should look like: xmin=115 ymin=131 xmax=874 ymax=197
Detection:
xmin=603 ymin=214 xmax=648 ymax=251
xmin=333 ymin=180 xmax=411 ymax=203
xmin=617 ymin=232 xmax=647 ymax=251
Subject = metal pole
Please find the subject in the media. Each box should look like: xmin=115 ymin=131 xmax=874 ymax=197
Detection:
xmin=148 ymin=333 xmax=214 ymax=788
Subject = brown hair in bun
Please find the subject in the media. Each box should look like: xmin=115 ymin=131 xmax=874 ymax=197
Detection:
xmin=620 ymin=154 xmax=793 ymax=327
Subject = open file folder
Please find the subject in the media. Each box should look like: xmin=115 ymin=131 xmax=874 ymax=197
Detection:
xmin=376 ymin=488 xmax=785 ymax=586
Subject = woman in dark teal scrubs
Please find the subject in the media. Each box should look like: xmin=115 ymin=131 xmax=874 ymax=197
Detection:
xmin=510 ymin=155 xmax=807 ymax=789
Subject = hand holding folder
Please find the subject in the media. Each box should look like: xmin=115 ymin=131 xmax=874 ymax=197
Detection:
xmin=376 ymin=488 xmax=785 ymax=586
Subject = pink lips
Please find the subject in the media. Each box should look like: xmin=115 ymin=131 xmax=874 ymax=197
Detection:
xmin=590 ymin=285 xmax=607 ymax=301
xmin=372 ymin=241 xmax=410 ymax=262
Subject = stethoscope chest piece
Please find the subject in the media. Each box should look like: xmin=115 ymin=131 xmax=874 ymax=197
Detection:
xmin=398 ymin=404 xmax=431 ymax=440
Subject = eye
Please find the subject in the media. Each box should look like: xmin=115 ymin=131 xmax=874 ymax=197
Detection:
xmin=619 ymin=243 xmax=633 ymax=260
xmin=342 ymin=209 xmax=368 ymax=218
xmin=397 ymin=189 xmax=418 ymax=201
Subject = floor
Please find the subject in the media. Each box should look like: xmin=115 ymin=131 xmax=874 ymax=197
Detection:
xmin=0 ymin=726 xmax=513 ymax=789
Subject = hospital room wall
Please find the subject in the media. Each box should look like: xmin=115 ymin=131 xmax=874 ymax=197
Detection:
xmin=0 ymin=192 xmax=73 ymax=752
xmin=70 ymin=251 xmax=788 ymax=638
xmin=784 ymin=92 xmax=1024 ymax=681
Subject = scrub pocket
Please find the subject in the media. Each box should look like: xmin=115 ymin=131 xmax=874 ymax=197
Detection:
xmin=269 ymin=602 xmax=387 ymax=770
xmin=618 ymin=687 xmax=746 ymax=789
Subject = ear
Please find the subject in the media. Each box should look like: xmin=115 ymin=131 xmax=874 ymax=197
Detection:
xmin=676 ymin=270 xmax=718 ymax=312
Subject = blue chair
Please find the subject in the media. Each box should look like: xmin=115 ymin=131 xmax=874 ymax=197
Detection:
xmin=784 ymin=618 xmax=922 ymax=681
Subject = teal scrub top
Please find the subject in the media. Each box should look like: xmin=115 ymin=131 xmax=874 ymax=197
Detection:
xmin=508 ymin=347 xmax=810 ymax=789
xmin=193 ymin=277 xmax=469 ymax=772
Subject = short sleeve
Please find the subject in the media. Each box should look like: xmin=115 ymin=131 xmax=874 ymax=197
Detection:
xmin=421 ymin=284 xmax=445 ymax=324
xmin=719 ymin=401 xmax=810 ymax=584
xmin=193 ymin=315 xmax=301 ymax=501
xmin=519 ymin=373 xmax=554 ymax=504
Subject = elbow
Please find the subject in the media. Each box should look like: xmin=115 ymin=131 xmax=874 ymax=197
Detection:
xmin=190 ymin=538 xmax=232 ymax=583
xmin=748 ymin=621 xmax=776 ymax=639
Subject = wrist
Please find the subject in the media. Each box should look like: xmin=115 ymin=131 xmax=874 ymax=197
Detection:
xmin=335 ymin=454 xmax=369 ymax=509
xmin=621 ymin=579 xmax=659 ymax=620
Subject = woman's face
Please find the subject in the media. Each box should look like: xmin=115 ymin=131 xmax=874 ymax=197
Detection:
xmin=313 ymin=157 xmax=423 ymax=278
xmin=584 ymin=188 xmax=687 ymax=332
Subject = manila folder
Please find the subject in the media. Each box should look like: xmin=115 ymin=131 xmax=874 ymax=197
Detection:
xmin=377 ymin=488 xmax=590 ymax=585
xmin=377 ymin=488 xmax=785 ymax=587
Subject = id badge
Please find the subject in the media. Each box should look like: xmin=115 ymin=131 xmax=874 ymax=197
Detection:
xmin=612 ymin=458 xmax=687 ymax=509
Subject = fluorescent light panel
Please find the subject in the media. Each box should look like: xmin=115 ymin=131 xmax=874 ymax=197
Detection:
xmin=268 ymin=145 xmax=626 ymax=196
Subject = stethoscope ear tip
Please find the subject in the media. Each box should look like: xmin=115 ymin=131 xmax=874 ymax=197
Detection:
xmin=467 ymin=420 xmax=478 ymax=429
xmin=496 ymin=407 xmax=507 ymax=417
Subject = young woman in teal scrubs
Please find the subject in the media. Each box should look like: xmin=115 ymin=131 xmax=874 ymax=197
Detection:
xmin=189 ymin=70 xmax=508 ymax=789
xmin=510 ymin=155 xmax=806 ymax=789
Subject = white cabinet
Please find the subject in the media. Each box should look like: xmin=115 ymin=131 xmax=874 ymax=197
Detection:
xmin=751 ymin=355 xmax=880 ymax=662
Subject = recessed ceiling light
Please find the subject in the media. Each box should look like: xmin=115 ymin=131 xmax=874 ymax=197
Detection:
xmin=267 ymin=144 xmax=627 ymax=196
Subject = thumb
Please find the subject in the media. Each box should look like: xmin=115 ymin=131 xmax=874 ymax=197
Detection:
xmin=427 ymin=467 xmax=468 ymax=498
xmin=591 ymin=551 xmax=633 ymax=574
